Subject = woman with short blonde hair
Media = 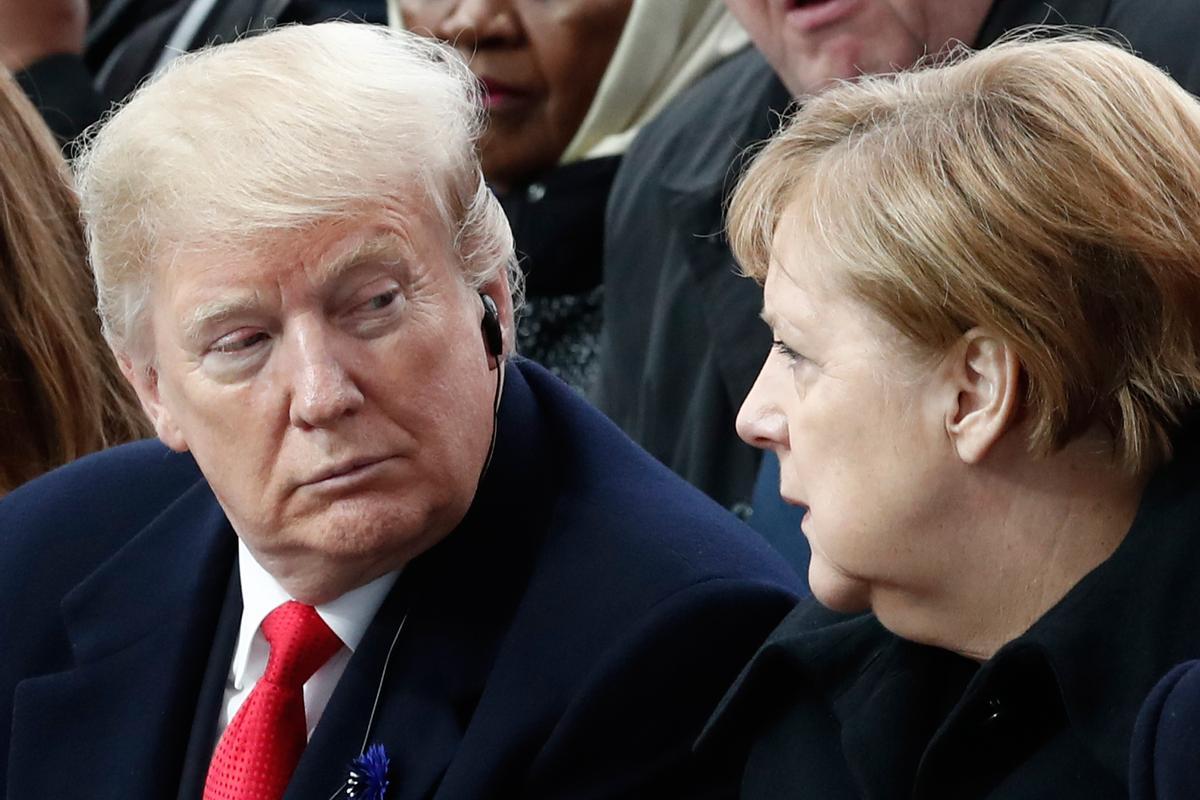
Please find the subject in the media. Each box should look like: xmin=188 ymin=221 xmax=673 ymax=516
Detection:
xmin=0 ymin=69 xmax=146 ymax=494
xmin=704 ymin=35 xmax=1200 ymax=798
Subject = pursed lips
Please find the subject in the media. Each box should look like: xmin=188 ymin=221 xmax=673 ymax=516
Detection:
xmin=299 ymin=455 xmax=395 ymax=487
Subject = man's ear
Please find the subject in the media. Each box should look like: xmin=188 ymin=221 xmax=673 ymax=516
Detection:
xmin=478 ymin=268 xmax=515 ymax=358
xmin=942 ymin=328 xmax=1021 ymax=464
xmin=117 ymin=352 xmax=189 ymax=452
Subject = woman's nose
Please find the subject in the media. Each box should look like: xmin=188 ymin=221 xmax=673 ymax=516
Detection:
xmin=432 ymin=0 xmax=522 ymax=49
xmin=737 ymin=366 xmax=789 ymax=452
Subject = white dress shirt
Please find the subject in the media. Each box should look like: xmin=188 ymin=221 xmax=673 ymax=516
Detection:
xmin=217 ymin=541 xmax=399 ymax=740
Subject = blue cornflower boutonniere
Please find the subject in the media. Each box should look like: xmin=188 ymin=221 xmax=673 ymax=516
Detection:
xmin=346 ymin=743 xmax=390 ymax=800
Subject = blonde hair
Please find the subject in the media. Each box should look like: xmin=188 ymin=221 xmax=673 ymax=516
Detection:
xmin=0 ymin=70 xmax=149 ymax=493
xmin=74 ymin=21 xmax=520 ymax=358
xmin=729 ymin=34 xmax=1200 ymax=474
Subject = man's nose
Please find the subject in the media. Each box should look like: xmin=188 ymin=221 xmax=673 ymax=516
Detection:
xmin=434 ymin=0 xmax=522 ymax=49
xmin=286 ymin=326 xmax=365 ymax=430
xmin=736 ymin=366 xmax=789 ymax=452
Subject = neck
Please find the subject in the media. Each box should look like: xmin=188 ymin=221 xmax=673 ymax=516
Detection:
xmin=880 ymin=433 xmax=1148 ymax=661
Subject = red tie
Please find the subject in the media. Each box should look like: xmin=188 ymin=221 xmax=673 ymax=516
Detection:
xmin=203 ymin=601 xmax=343 ymax=800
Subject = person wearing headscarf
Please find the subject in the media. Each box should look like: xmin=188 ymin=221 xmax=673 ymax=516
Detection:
xmin=394 ymin=0 xmax=746 ymax=393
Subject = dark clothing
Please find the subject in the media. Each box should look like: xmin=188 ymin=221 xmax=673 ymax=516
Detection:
xmin=596 ymin=46 xmax=791 ymax=512
xmin=701 ymin=416 xmax=1200 ymax=799
xmin=16 ymin=0 xmax=386 ymax=145
xmin=500 ymin=156 xmax=621 ymax=396
xmin=1131 ymin=660 xmax=1200 ymax=800
xmin=748 ymin=452 xmax=809 ymax=585
xmin=0 ymin=359 xmax=802 ymax=798
xmin=596 ymin=0 xmax=1200 ymax=516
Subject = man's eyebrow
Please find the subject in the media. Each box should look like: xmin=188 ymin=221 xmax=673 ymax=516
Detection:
xmin=318 ymin=232 xmax=411 ymax=283
xmin=184 ymin=294 xmax=262 ymax=342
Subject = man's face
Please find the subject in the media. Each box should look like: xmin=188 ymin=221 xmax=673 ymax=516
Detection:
xmin=724 ymin=0 xmax=989 ymax=97
xmin=126 ymin=199 xmax=508 ymax=603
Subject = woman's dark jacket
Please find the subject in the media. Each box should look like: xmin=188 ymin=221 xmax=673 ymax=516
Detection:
xmin=702 ymin=416 xmax=1200 ymax=799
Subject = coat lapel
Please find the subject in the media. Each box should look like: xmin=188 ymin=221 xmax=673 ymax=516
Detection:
xmin=8 ymin=479 xmax=236 ymax=799
xmin=283 ymin=511 xmax=540 ymax=800
xmin=176 ymin=567 xmax=244 ymax=800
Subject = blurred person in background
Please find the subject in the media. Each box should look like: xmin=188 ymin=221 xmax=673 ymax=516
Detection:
xmin=0 ymin=67 xmax=146 ymax=495
xmin=702 ymin=36 xmax=1200 ymax=798
xmin=0 ymin=0 xmax=386 ymax=145
xmin=595 ymin=0 xmax=1200 ymax=562
xmin=394 ymin=0 xmax=746 ymax=394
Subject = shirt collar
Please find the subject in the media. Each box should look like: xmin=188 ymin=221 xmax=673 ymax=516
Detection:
xmin=231 ymin=539 xmax=399 ymax=690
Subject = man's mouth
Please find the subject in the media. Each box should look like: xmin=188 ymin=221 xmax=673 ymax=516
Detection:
xmin=302 ymin=455 xmax=394 ymax=487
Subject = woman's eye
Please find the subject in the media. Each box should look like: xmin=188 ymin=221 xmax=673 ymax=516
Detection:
xmin=212 ymin=331 xmax=269 ymax=354
xmin=772 ymin=339 xmax=806 ymax=365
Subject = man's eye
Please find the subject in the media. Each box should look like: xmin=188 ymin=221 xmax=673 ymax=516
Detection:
xmin=361 ymin=289 xmax=400 ymax=312
xmin=212 ymin=331 xmax=269 ymax=354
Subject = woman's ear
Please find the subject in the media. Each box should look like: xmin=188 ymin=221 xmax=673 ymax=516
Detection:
xmin=943 ymin=328 xmax=1021 ymax=464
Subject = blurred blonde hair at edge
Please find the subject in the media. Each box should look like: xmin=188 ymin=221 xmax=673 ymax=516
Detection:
xmin=730 ymin=32 xmax=1200 ymax=476
xmin=0 ymin=69 xmax=147 ymax=495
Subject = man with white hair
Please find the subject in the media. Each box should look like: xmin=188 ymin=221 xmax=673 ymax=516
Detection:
xmin=0 ymin=22 xmax=800 ymax=799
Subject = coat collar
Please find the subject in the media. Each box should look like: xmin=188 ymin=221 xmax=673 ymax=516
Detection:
xmin=8 ymin=474 xmax=236 ymax=799
xmin=1013 ymin=415 xmax=1200 ymax=782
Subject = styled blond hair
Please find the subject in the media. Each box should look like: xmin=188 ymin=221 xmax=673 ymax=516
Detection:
xmin=74 ymin=21 xmax=520 ymax=358
xmin=0 ymin=70 xmax=149 ymax=493
xmin=729 ymin=34 xmax=1200 ymax=473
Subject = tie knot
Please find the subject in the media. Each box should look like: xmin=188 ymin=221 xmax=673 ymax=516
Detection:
xmin=260 ymin=601 xmax=342 ymax=688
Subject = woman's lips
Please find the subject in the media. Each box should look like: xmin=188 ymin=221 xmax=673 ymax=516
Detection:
xmin=479 ymin=77 xmax=532 ymax=112
xmin=784 ymin=0 xmax=860 ymax=33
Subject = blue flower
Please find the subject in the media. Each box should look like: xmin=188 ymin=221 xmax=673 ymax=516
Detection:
xmin=346 ymin=743 xmax=390 ymax=800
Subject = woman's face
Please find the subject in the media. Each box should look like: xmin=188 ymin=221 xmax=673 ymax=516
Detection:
xmin=737 ymin=213 xmax=961 ymax=615
xmin=400 ymin=0 xmax=633 ymax=190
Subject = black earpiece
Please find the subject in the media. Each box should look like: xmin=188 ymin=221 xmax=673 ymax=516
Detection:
xmin=480 ymin=293 xmax=502 ymax=358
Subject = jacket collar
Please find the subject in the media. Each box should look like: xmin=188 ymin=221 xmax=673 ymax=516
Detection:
xmin=1013 ymin=415 xmax=1200 ymax=782
xmin=8 ymin=474 xmax=236 ymax=799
